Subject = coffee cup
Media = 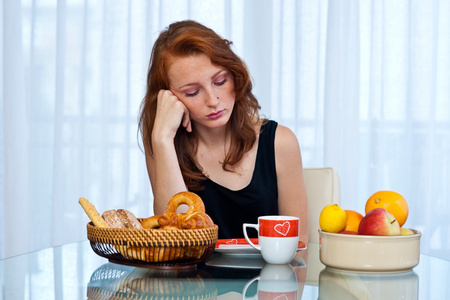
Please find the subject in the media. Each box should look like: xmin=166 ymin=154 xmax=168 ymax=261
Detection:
xmin=243 ymin=215 xmax=300 ymax=264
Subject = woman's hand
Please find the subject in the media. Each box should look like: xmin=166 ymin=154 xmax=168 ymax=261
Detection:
xmin=152 ymin=90 xmax=192 ymax=141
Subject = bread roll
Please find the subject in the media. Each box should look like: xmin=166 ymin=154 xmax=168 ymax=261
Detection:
xmin=102 ymin=209 xmax=125 ymax=228
xmin=117 ymin=209 xmax=143 ymax=229
xmin=102 ymin=209 xmax=143 ymax=229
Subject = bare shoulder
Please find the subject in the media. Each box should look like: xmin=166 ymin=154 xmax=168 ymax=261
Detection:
xmin=274 ymin=124 xmax=301 ymax=155
xmin=274 ymin=123 xmax=308 ymax=243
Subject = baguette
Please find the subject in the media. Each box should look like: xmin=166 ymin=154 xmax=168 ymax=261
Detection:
xmin=78 ymin=197 xmax=109 ymax=228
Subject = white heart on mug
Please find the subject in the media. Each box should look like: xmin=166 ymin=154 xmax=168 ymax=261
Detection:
xmin=274 ymin=221 xmax=290 ymax=236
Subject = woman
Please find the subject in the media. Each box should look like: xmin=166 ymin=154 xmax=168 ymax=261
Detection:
xmin=139 ymin=20 xmax=309 ymax=242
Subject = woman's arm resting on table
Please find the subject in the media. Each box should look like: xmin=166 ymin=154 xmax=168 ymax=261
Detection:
xmin=274 ymin=125 xmax=309 ymax=243
xmin=146 ymin=141 xmax=187 ymax=214
xmin=146 ymin=90 xmax=191 ymax=214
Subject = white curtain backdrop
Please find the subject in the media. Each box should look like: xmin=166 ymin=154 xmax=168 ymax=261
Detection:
xmin=1 ymin=0 xmax=449 ymax=265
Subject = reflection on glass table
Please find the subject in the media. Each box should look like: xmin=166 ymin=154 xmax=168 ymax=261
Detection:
xmin=86 ymin=253 xmax=306 ymax=299
xmin=87 ymin=263 xmax=218 ymax=299
xmin=242 ymin=264 xmax=298 ymax=300
xmin=1 ymin=241 xmax=450 ymax=299
xmin=318 ymin=268 xmax=418 ymax=299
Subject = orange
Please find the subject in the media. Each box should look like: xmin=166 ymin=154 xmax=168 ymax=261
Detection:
xmin=343 ymin=210 xmax=364 ymax=233
xmin=365 ymin=191 xmax=409 ymax=227
xmin=319 ymin=204 xmax=347 ymax=233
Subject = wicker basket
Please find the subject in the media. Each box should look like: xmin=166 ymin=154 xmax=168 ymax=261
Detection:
xmin=87 ymin=221 xmax=218 ymax=268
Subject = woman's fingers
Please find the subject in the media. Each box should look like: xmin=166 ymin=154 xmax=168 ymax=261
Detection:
xmin=181 ymin=106 xmax=192 ymax=132
xmin=156 ymin=90 xmax=191 ymax=136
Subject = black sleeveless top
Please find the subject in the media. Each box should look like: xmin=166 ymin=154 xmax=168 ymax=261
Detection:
xmin=193 ymin=120 xmax=279 ymax=239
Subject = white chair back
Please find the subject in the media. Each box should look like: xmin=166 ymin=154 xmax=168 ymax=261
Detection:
xmin=303 ymin=167 xmax=341 ymax=243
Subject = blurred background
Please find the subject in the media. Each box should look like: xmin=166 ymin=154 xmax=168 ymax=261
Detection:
xmin=1 ymin=0 xmax=449 ymax=262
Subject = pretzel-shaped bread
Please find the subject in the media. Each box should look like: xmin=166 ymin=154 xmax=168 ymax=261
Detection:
xmin=141 ymin=191 xmax=213 ymax=229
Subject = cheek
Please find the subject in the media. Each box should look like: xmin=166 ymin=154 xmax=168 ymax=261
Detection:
xmin=179 ymin=100 xmax=194 ymax=112
xmin=225 ymin=81 xmax=235 ymax=99
xmin=178 ymin=99 xmax=202 ymax=117
xmin=229 ymin=89 xmax=236 ymax=103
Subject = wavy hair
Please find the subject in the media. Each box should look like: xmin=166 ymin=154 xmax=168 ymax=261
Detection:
xmin=138 ymin=20 xmax=263 ymax=190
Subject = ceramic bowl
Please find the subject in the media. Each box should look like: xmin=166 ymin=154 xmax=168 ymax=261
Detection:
xmin=319 ymin=229 xmax=421 ymax=273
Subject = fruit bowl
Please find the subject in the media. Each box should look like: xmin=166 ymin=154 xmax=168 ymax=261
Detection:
xmin=319 ymin=229 xmax=421 ymax=273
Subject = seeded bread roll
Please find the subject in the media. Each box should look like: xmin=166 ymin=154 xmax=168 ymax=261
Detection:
xmin=117 ymin=209 xmax=143 ymax=229
xmin=102 ymin=209 xmax=125 ymax=228
xmin=102 ymin=209 xmax=143 ymax=229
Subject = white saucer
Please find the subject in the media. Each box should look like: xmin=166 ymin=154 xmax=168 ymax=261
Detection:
xmin=206 ymin=253 xmax=306 ymax=269
xmin=214 ymin=238 xmax=307 ymax=256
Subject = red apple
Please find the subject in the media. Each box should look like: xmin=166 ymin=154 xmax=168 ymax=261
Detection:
xmin=358 ymin=208 xmax=401 ymax=236
xmin=339 ymin=230 xmax=358 ymax=235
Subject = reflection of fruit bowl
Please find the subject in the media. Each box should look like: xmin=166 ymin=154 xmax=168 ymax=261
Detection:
xmin=87 ymin=263 xmax=217 ymax=300
xmin=319 ymin=229 xmax=421 ymax=273
xmin=318 ymin=267 xmax=419 ymax=299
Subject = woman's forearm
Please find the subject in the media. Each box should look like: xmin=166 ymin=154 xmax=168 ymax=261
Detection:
xmin=148 ymin=137 xmax=187 ymax=214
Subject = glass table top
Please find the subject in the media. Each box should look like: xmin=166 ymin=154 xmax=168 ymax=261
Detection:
xmin=1 ymin=240 xmax=449 ymax=299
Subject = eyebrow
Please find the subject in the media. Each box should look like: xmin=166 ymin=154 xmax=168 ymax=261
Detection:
xmin=176 ymin=69 xmax=226 ymax=90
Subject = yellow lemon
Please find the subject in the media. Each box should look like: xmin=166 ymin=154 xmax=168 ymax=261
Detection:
xmin=319 ymin=204 xmax=347 ymax=233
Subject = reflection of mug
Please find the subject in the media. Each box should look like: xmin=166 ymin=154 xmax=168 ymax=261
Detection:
xmin=243 ymin=216 xmax=300 ymax=264
xmin=318 ymin=267 xmax=419 ymax=300
xmin=242 ymin=264 xmax=298 ymax=300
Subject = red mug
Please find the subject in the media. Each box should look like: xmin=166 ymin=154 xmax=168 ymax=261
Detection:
xmin=243 ymin=216 xmax=300 ymax=264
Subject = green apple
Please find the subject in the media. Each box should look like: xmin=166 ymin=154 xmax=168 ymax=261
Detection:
xmin=400 ymin=227 xmax=414 ymax=235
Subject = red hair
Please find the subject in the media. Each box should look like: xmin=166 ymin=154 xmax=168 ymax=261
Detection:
xmin=139 ymin=20 xmax=263 ymax=190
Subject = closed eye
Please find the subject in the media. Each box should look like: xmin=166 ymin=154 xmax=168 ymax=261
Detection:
xmin=214 ymin=78 xmax=227 ymax=86
xmin=185 ymin=90 xmax=200 ymax=97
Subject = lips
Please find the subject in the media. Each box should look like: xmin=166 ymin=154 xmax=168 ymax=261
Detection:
xmin=207 ymin=110 xmax=224 ymax=119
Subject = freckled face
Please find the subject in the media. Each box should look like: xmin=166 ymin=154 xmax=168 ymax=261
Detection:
xmin=167 ymin=54 xmax=235 ymax=130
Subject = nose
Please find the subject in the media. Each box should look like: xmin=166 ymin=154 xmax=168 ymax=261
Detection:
xmin=205 ymin=88 xmax=219 ymax=107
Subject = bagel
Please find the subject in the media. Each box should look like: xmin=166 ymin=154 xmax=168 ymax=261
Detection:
xmin=165 ymin=191 xmax=205 ymax=215
xmin=141 ymin=191 xmax=212 ymax=230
